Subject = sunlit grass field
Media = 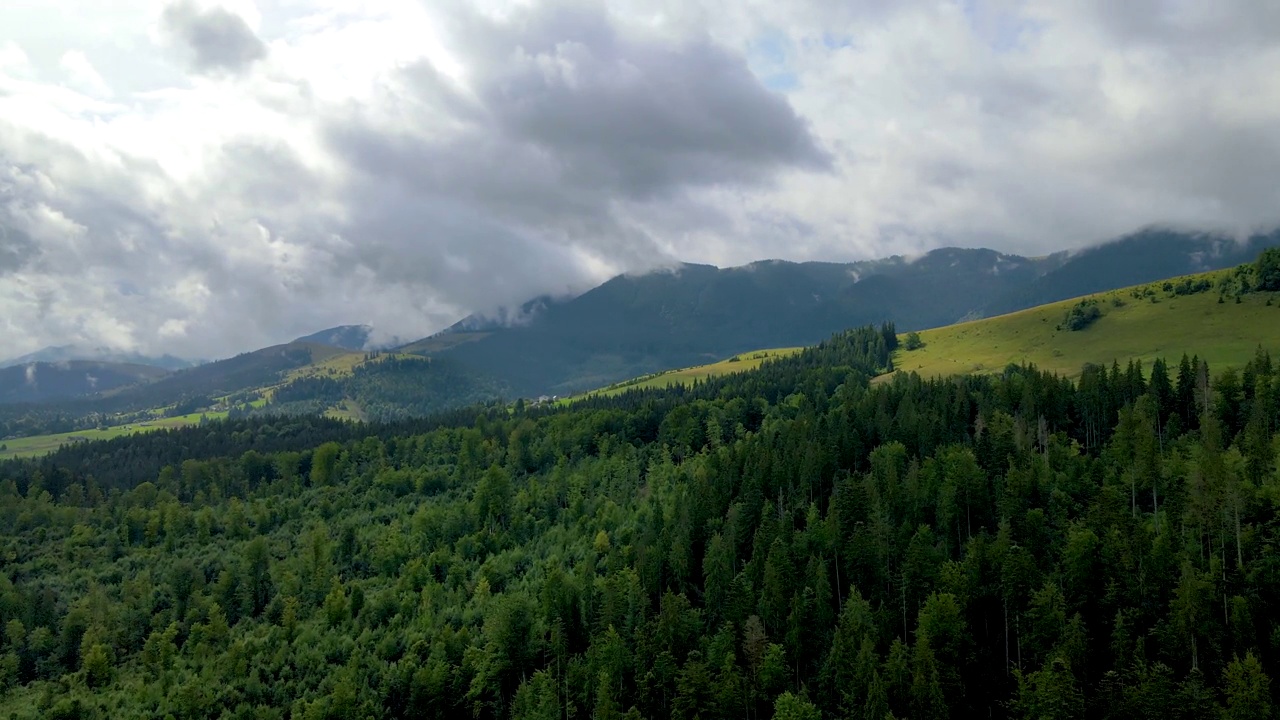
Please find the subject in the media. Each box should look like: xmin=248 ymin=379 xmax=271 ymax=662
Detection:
xmin=561 ymin=347 xmax=804 ymax=403
xmin=891 ymin=272 xmax=1280 ymax=381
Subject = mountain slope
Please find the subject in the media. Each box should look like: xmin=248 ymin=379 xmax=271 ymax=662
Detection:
xmin=292 ymin=324 xmax=411 ymax=351
xmin=99 ymin=341 xmax=351 ymax=409
xmin=893 ymin=267 xmax=1280 ymax=380
xmin=424 ymin=249 xmax=1055 ymax=396
xmin=1 ymin=345 xmax=196 ymax=371
xmin=0 ymin=361 xmax=170 ymax=404
xmin=985 ymin=226 xmax=1280 ymax=314
xmin=421 ymin=229 xmax=1280 ymax=397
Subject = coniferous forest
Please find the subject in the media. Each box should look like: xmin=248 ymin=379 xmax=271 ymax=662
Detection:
xmin=2 ymin=324 xmax=1280 ymax=719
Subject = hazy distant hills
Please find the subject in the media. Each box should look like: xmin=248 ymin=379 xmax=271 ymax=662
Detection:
xmin=4 ymin=226 xmax=1278 ymax=416
xmin=0 ymin=345 xmax=196 ymax=371
xmin=416 ymin=227 xmax=1280 ymax=397
xmin=0 ymin=361 xmax=169 ymax=404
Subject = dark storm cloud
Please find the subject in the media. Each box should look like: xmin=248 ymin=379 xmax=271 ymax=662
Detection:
xmin=470 ymin=4 xmax=831 ymax=196
xmin=161 ymin=0 xmax=268 ymax=75
xmin=322 ymin=1 xmax=829 ymax=313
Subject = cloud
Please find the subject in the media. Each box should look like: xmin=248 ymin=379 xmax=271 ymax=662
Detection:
xmin=60 ymin=51 xmax=111 ymax=96
xmin=160 ymin=0 xmax=268 ymax=75
xmin=0 ymin=42 xmax=29 ymax=73
xmin=0 ymin=0 xmax=1277 ymax=360
xmin=323 ymin=2 xmax=829 ymax=313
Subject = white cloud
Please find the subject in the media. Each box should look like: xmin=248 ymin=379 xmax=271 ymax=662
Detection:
xmin=59 ymin=50 xmax=112 ymax=96
xmin=0 ymin=0 xmax=1277 ymax=360
xmin=0 ymin=42 xmax=30 ymax=73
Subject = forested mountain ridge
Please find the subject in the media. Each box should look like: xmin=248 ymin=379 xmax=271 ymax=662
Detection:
xmin=4 ymin=229 xmax=1277 ymax=445
xmin=0 ymin=361 xmax=170 ymax=404
xmin=0 ymin=346 xmax=196 ymax=372
xmin=2 ymin=315 xmax=1280 ymax=719
xmin=419 ymin=227 xmax=1280 ymax=397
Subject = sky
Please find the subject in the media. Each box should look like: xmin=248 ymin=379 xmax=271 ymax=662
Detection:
xmin=1 ymin=0 xmax=1279 ymax=359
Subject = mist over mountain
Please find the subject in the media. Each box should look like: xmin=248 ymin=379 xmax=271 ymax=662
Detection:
xmin=985 ymin=226 xmax=1280 ymax=314
xmin=291 ymin=325 xmax=405 ymax=352
xmin=0 ymin=361 xmax=169 ymax=404
xmin=4 ymin=227 xmax=1277 ymax=419
xmin=0 ymin=345 xmax=196 ymax=371
xmin=419 ymin=228 xmax=1280 ymax=397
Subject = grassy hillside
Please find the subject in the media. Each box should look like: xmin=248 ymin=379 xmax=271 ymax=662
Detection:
xmin=985 ymin=226 xmax=1280 ymax=315
xmin=421 ymin=229 xmax=1280 ymax=397
xmin=892 ymin=269 xmax=1280 ymax=379
xmin=0 ymin=411 xmax=226 ymax=459
xmin=564 ymin=347 xmax=803 ymax=402
xmin=0 ymin=348 xmax=369 ymax=457
xmin=0 ymin=350 xmax=499 ymax=457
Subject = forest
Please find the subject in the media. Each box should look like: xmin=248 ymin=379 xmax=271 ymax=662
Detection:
xmin=0 ymin=322 xmax=1278 ymax=719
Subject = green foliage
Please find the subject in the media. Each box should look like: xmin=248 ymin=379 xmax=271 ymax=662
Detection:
xmin=1257 ymin=248 xmax=1280 ymax=292
xmin=1062 ymin=299 xmax=1103 ymax=331
xmin=81 ymin=641 xmax=111 ymax=688
xmin=1 ymin=325 xmax=1279 ymax=720
xmin=1222 ymin=653 xmax=1271 ymax=720
xmin=1011 ymin=658 xmax=1084 ymax=720
xmin=904 ymin=331 xmax=925 ymax=351
xmin=773 ymin=691 xmax=821 ymax=720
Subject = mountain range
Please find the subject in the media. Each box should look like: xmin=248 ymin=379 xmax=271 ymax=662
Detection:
xmin=417 ymin=226 xmax=1280 ymax=396
xmin=0 ymin=345 xmax=197 ymax=371
xmin=2 ymin=226 xmax=1277 ymax=416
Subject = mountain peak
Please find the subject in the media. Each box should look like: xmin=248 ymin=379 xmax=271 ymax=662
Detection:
xmin=291 ymin=325 xmax=406 ymax=351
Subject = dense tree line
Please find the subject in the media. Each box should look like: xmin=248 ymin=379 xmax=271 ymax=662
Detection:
xmin=0 ymin=323 xmax=1278 ymax=719
xmin=259 ymin=357 xmax=508 ymax=423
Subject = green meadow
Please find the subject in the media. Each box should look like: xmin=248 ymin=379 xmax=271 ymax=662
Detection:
xmin=0 ymin=411 xmax=227 ymax=459
xmin=564 ymin=347 xmax=804 ymax=402
xmin=892 ymin=270 xmax=1280 ymax=380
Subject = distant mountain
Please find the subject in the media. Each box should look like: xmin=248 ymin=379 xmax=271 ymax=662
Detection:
xmin=415 ymin=248 xmax=1061 ymax=396
xmin=292 ymin=325 xmax=404 ymax=351
xmin=6 ymin=225 xmax=1279 ymax=430
xmin=985 ymin=226 xmax=1280 ymax=315
xmin=0 ymin=361 xmax=170 ymax=404
xmin=1 ymin=345 xmax=196 ymax=371
xmin=96 ymin=341 xmax=353 ymax=411
xmin=412 ymin=227 xmax=1280 ymax=397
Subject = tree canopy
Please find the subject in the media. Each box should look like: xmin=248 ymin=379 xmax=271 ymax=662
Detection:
xmin=1 ymin=324 xmax=1279 ymax=719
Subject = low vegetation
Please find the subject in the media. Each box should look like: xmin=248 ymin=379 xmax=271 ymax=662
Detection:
xmin=0 ymin=412 xmax=226 ymax=460
xmin=570 ymin=348 xmax=804 ymax=401
xmin=894 ymin=265 xmax=1280 ymax=380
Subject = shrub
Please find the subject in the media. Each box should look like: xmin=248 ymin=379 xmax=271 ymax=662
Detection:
xmin=1063 ymin=300 xmax=1102 ymax=331
xmin=1257 ymin=248 xmax=1280 ymax=291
